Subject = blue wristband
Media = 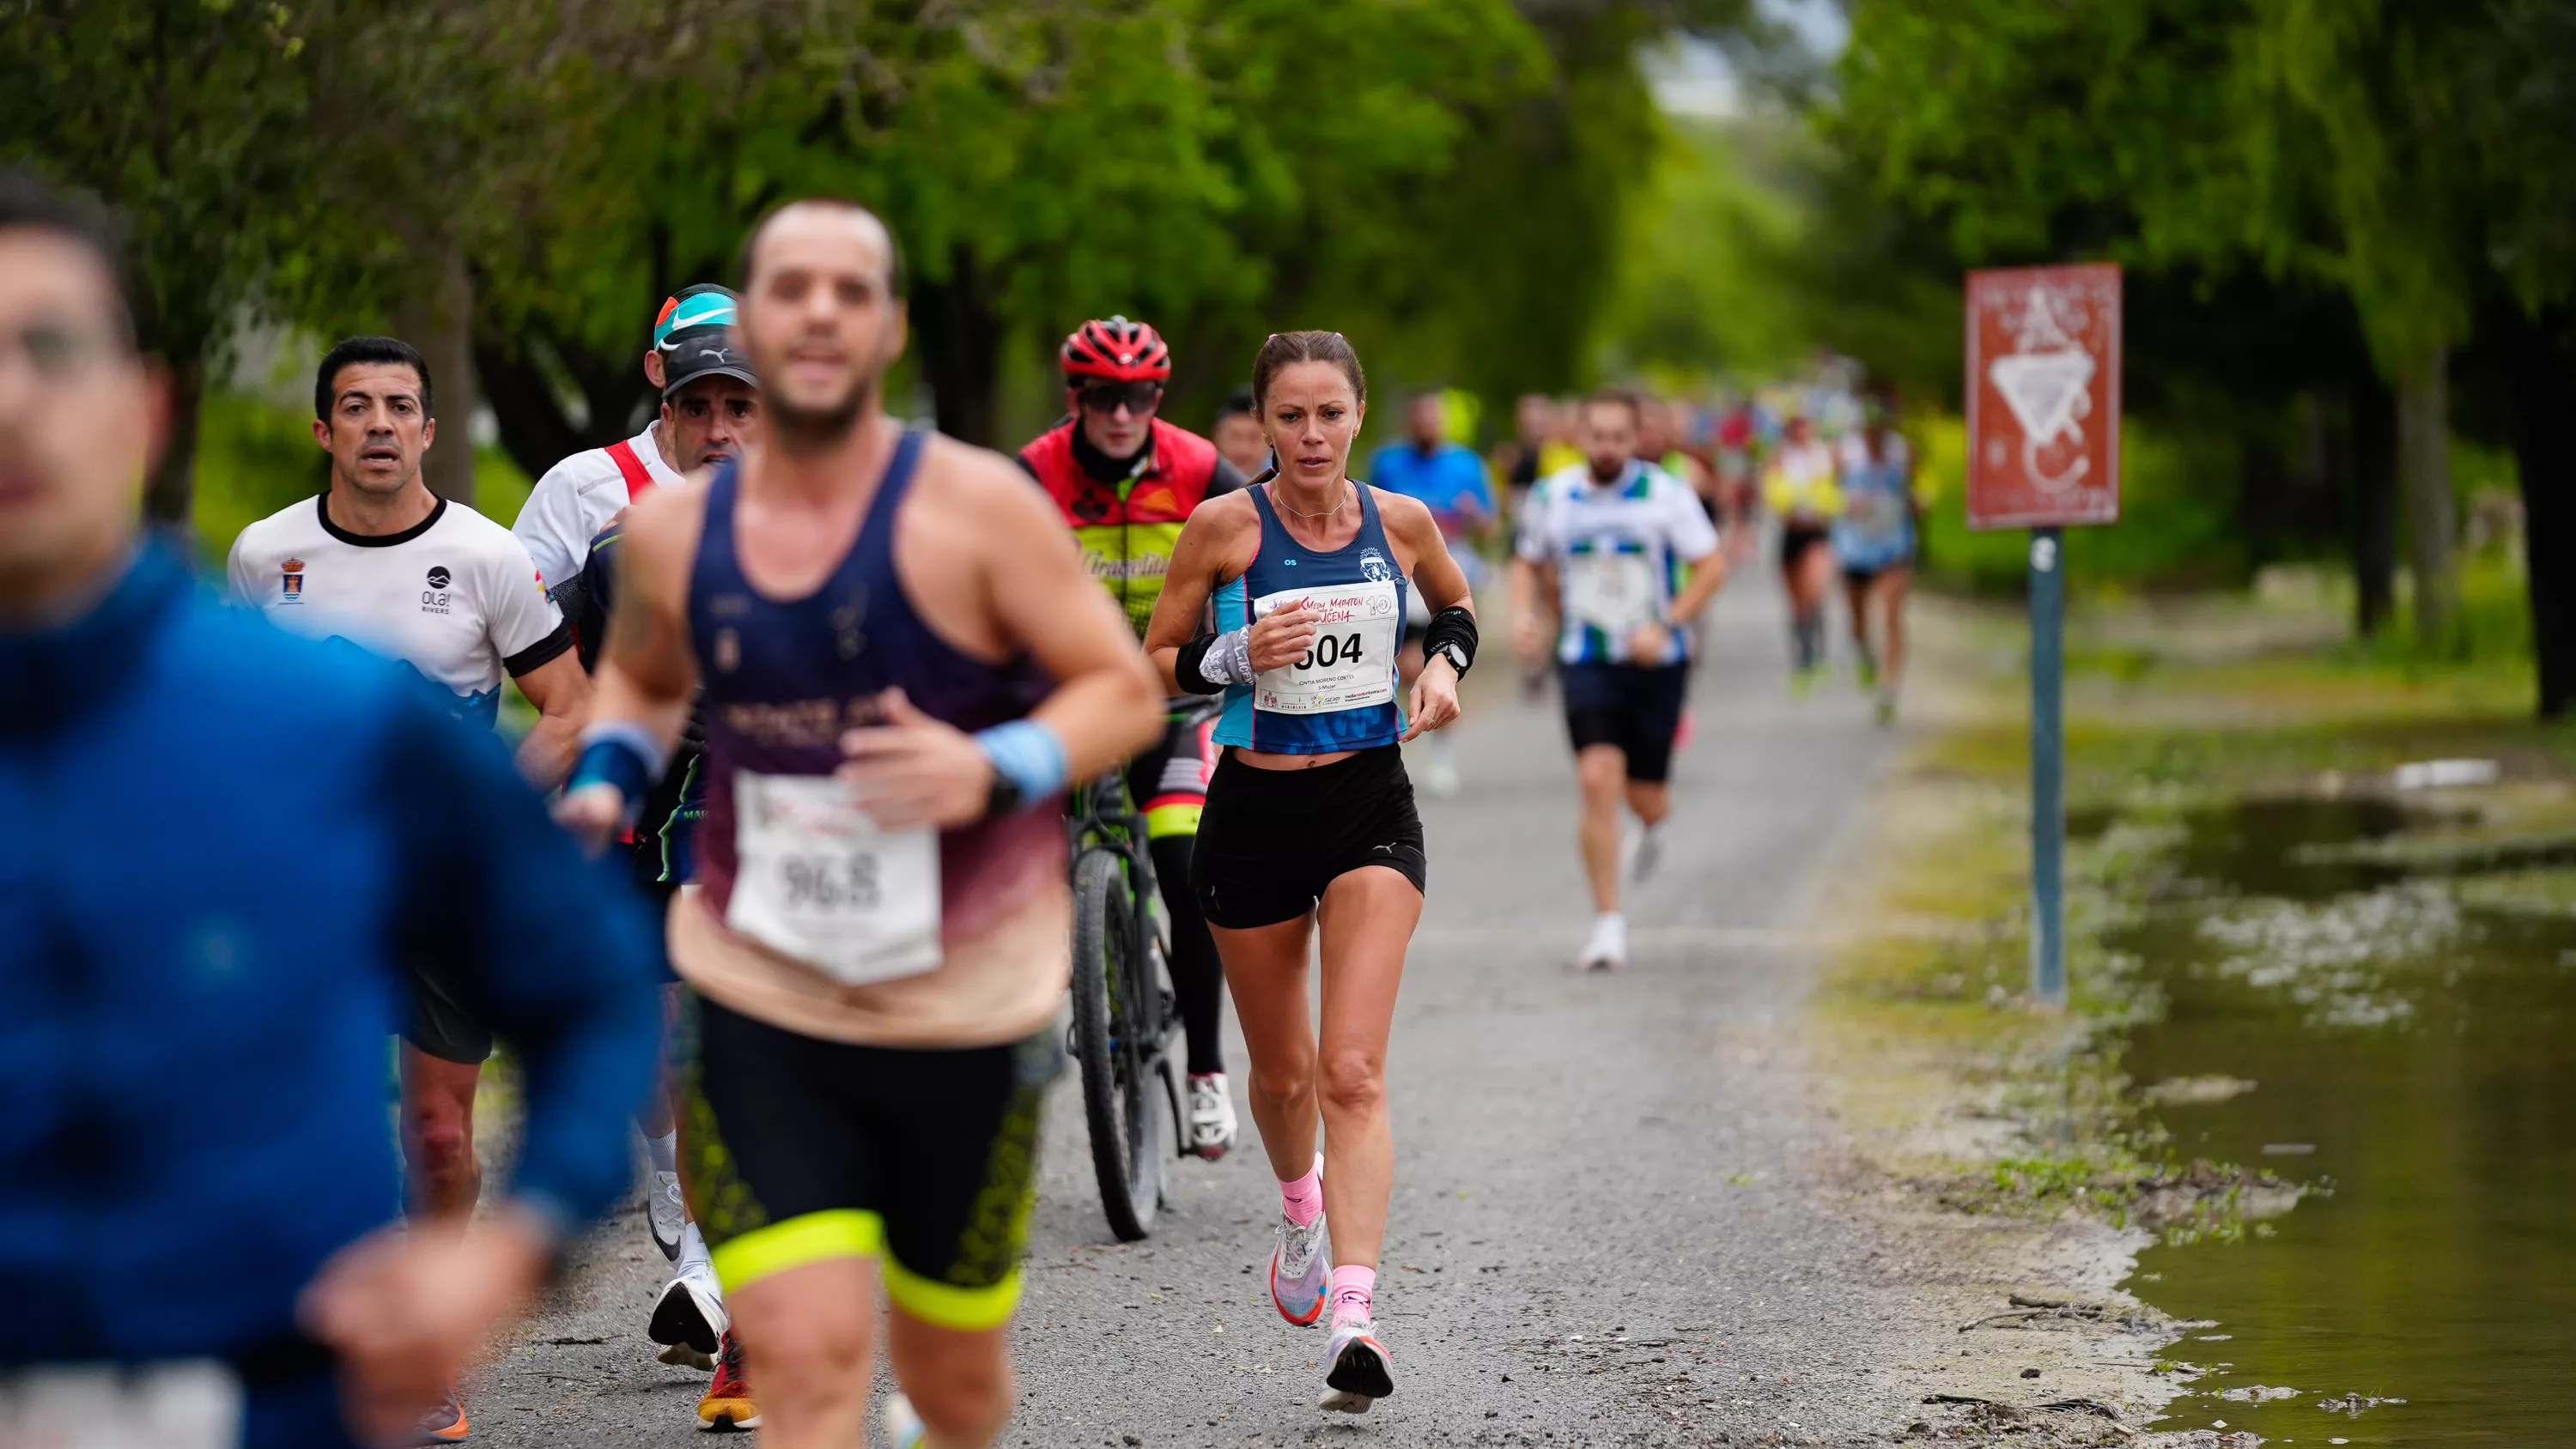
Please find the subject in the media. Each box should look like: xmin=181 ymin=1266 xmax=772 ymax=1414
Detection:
xmin=567 ymin=724 xmax=664 ymax=824
xmin=974 ymin=719 xmax=1067 ymax=810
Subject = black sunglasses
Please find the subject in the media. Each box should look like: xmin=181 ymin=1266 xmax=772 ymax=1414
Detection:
xmin=1077 ymin=381 xmax=1161 ymax=415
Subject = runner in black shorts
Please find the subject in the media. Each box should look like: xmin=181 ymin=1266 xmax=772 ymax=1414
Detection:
xmin=1762 ymin=412 xmax=1841 ymax=691
xmin=555 ymin=198 xmax=1163 ymax=1448
xmin=1510 ymin=388 xmax=1727 ymax=972
xmin=1146 ymin=330 xmax=1476 ymax=1414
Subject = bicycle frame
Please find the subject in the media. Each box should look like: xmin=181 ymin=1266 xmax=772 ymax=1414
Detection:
xmin=1068 ymin=767 xmax=1167 ymax=971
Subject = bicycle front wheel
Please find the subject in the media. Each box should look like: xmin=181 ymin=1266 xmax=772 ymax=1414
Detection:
xmin=1071 ymin=846 xmax=1164 ymax=1240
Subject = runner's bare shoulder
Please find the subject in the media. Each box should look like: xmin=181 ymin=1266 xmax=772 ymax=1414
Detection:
xmin=1180 ymin=487 xmax=1261 ymax=572
xmin=910 ymin=431 xmax=1070 ymax=552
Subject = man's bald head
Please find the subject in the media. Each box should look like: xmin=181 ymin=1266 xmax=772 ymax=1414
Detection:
xmin=736 ymin=198 xmax=905 ymax=299
xmin=735 ymin=197 xmax=910 ymax=453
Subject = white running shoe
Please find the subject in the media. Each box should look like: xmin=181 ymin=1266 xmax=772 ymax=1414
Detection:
xmin=879 ymin=1390 xmax=926 ymax=1448
xmin=1577 ymin=912 xmax=1626 ymax=973
xmin=650 ymin=1258 xmax=728 ymax=1359
xmin=1271 ymin=1212 xmax=1330 ymax=1325
xmin=648 ymin=1169 xmax=686 ymax=1263
xmin=1628 ymin=823 xmax=1664 ymax=883
xmin=1318 ymin=1313 xmax=1394 ymax=1411
xmin=1187 ymin=1073 xmax=1238 ymax=1160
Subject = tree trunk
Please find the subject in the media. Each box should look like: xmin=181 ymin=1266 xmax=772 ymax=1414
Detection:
xmin=913 ymin=249 xmax=1002 ymax=447
xmin=2497 ymin=308 xmax=2576 ymax=717
xmin=2396 ymin=344 xmax=2455 ymax=643
xmin=398 ymin=245 xmax=477 ymax=509
xmin=2350 ymin=375 xmax=2397 ymax=637
xmin=143 ymin=354 xmax=208 ymax=541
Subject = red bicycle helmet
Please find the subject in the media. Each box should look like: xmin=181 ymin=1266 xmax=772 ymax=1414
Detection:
xmin=1060 ymin=316 xmax=1171 ymax=384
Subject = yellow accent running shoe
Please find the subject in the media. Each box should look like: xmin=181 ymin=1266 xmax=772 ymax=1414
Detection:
xmin=696 ymin=1332 xmax=760 ymax=1433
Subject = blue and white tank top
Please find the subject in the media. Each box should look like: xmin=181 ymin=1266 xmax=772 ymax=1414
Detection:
xmin=1212 ymin=482 xmax=1407 ymax=755
xmin=1830 ymin=435 xmax=1915 ymax=573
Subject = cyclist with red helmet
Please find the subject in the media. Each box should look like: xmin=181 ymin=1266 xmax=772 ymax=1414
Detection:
xmin=1020 ymin=316 xmax=1250 ymax=1159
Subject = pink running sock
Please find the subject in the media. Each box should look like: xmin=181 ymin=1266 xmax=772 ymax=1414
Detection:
xmin=1279 ymin=1161 xmax=1324 ymax=1228
xmin=1330 ymin=1264 xmax=1376 ymax=1322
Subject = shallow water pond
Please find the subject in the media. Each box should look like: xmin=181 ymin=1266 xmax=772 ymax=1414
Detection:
xmin=2119 ymin=798 xmax=2576 ymax=1444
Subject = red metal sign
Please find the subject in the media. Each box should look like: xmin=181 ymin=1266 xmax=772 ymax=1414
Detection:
xmin=1965 ymin=264 xmax=2122 ymax=530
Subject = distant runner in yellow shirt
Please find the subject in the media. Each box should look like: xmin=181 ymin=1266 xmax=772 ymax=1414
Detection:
xmin=1763 ymin=413 xmax=1841 ymax=691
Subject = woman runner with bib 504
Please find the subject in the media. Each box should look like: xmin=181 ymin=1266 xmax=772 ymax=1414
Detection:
xmin=1145 ymin=330 xmax=1479 ymax=1415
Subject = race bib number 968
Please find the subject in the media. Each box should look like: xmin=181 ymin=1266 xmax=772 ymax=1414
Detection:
xmin=727 ymin=770 xmax=942 ymax=985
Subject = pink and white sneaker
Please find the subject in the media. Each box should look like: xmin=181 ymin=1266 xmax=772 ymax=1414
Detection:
xmin=1270 ymin=1210 xmax=1329 ymax=1325
xmin=1318 ymin=1312 xmax=1394 ymax=1412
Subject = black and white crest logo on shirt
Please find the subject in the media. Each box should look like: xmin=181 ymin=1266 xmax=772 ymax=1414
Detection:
xmin=1358 ymin=548 xmax=1395 ymax=585
xmin=426 ymin=566 xmax=452 ymax=589
xmin=422 ymin=565 xmax=453 ymax=615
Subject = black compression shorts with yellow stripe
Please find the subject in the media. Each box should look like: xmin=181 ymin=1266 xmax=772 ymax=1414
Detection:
xmin=678 ymin=994 xmax=1060 ymax=1330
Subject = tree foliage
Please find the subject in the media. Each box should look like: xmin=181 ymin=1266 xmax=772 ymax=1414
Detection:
xmin=8 ymin=0 xmax=1752 ymax=497
xmin=0 ymin=1 xmax=317 ymax=519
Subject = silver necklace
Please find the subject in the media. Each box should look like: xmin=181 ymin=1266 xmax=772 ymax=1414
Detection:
xmin=1273 ymin=479 xmax=1352 ymax=521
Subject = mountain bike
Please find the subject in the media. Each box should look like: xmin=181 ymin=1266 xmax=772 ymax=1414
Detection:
xmin=1066 ymin=711 xmax=1200 ymax=1241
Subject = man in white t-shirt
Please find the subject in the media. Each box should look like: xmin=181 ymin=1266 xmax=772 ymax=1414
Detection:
xmin=1510 ymin=388 xmax=1728 ymax=973
xmin=225 ymin=332 xmax=590 ymax=1446
xmin=513 ymin=284 xmax=754 ymax=615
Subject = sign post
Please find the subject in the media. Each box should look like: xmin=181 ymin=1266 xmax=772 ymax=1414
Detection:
xmin=1965 ymin=264 xmax=2121 ymax=1007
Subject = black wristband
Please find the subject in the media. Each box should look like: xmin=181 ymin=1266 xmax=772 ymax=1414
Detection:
xmin=1174 ymin=633 xmax=1228 ymax=695
xmin=1421 ymin=604 xmax=1479 ymax=676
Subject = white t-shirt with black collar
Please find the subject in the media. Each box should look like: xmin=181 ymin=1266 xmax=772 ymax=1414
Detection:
xmin=227 ymin=493 xmax=573 ymax=728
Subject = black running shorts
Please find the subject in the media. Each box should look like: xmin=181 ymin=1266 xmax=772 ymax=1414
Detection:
xmin=400 ymin=960 xmax=493 ymax=1064
xmin=678 ymin=994 xmax=1059 ymax=1330
xmin=1780 ymin=521 xmax=1831 ymax=573
xmin=1560 ymin=660 xmax=1690 ymax=784
xmin=1193 ymin=743 xmax=1426 ymax=930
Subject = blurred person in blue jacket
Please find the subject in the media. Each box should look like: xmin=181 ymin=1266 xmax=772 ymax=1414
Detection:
xmin=1365 ymin=390 xmax=1492 ymax=797
xmin=0 ymin=168 xmax=663 ymax=1448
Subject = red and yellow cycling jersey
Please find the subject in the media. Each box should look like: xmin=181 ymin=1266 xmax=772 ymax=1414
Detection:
xmin=1020 ymin=418 xmax=1236 ymax=638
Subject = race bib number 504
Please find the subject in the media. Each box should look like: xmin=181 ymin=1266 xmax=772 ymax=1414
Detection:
xmin=727 ymin=770 xmax=943 ymax=985
xmin=1250 ymin=581 xmax=1400 ymax=715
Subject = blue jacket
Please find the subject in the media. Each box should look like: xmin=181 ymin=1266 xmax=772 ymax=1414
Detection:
xmin=1366 ymin=440 xmax=1493 ymax=534
xmin=0 ymin=546 xmax=659 ymax=1405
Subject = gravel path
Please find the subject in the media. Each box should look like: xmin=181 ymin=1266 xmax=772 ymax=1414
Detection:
xmin=467 ymin=571 xmax=1978 ymax=1448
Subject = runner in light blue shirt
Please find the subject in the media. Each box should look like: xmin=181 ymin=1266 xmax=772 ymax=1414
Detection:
xmin=1366 ymin=391 xmax=1495 ymax=794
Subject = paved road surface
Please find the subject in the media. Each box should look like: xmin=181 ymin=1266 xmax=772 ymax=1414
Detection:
xmin=474 ymin=566 xmax=1933 ymax=1447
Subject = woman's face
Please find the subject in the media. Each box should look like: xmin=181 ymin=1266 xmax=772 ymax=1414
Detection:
xmin=1262 ymin=361 xmax=1364 ymax=488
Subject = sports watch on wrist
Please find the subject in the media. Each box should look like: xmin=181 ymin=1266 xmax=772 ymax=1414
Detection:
xmin=1433 ymin=640 xmax=1470 ymax=676
xmin=983 ymin=764 xmax=1023 ymax=818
